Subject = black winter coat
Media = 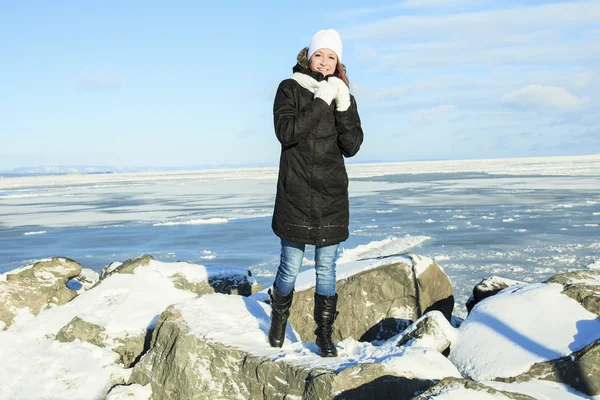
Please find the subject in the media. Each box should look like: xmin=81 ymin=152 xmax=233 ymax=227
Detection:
xmin=271 ymin=50 xmax=364 ymax=246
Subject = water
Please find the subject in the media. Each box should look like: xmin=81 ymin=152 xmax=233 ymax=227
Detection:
xmin=1 ymin=157 xmax=599 ymax=317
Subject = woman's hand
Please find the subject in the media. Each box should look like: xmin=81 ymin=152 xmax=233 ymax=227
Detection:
xmin=314 ymin=81 xmax=338 ymax=105
xmin=327 ymin=77 xmax=351 ymax=112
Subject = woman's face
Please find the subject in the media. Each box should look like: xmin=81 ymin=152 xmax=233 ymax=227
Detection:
xmin=309 ymin=48 xmax=338 ymax=76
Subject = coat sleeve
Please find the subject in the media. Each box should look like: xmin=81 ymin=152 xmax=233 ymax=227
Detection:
xmin=335 ymin=95 xmax=364 ymax=157
xmin=273 ymin=80 xmax=330 ymax=149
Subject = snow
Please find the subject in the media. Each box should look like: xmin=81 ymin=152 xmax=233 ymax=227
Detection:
xmin=397 ymin=311 xmax=458 ymax=350
xmin=23 ymin=230 xmax=46 ymax=235
xmin=450 ymin=282 xmax=600 ymax=380
xmin=337 ymin=235 xmax=430 ymax=264
xmin=0 ymin=332 xmax=126 ymax=399
xmin=423 ymin=386 xmax=512 ymax=399
xmin=588 ymin=260 xmax=600 ymax=270
xmin=487 ymin=380 xmax=596 ymax=400
xmin=478 ymin=276 xmax=524 ymax=288
xmin=153 ymin=217 xmax=229 ymax=226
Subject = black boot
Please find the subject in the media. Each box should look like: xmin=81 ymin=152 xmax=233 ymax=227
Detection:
xmin=268 ymin=285 xmax=294 ymax=348
xmin=314 ymin=293 xmax=339 ymax=357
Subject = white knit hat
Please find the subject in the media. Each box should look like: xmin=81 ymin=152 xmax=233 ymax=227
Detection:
xmin=308 ymin=29 xmax=343 ymax=63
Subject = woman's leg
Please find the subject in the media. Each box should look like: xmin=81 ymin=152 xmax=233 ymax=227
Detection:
xmin=269 ymin=239 xmax=305 ymax=348
xmin=273 ymin=239 xmax=305 ymax=295
xmin=314 ymin=242 xmax=340 ymax=357
xmin=314 ymin=243 xmax=339 ymax=296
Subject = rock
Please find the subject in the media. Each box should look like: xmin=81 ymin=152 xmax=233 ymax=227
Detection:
xmin=171 ymin=271 xmax=262 ymax=296
xmin=545 ymin=269 xmax=600 ymax=316
xmin=130 ymin=294 xmax=458 ymax=400
xmin=52 ymin=258 xmax=259 ymax=367
xmin=99 ymin=254 xmax=262 ymax=296
xmin=67 ymin=268 xmax=100 ymax=293
xmin=412 ymin=377 xmax=536 ymax=400
xmin=106 ymin=384 xmax=152 ymax=400
xmin=56 ymin=316 xmax=108 ymax=348
xmin=466 ymin=276 xmax=524 ymax=313
xmin=449 ymin=281 xmax=600 ymax=396
xmin=99 ymin=254 xmax=154 ymax=281
xmin=286 ymin=255 xmax=454 ymax=343
xmin=396 ymin=311 xmax=457 ymax=355
xmin=56 ymin=314 xmax=148 ymax=367
xmin=495 ymin=339 xmax=600 ymax=396
xmin=99 ymin=261 xmax=123 ymax=280
xmin=0 ymin=257 xmax=81 ymax=330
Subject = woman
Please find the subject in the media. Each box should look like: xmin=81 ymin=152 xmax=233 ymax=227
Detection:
xmin=268 ymin=29 xmax=364 ymax=357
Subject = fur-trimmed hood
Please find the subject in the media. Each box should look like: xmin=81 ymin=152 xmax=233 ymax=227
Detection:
xmin=293 ymin=47 xmax=346 ymax=81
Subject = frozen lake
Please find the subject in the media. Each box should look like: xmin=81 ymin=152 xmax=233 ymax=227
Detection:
xmin=1 ymin=155 xmax=599 ymax=317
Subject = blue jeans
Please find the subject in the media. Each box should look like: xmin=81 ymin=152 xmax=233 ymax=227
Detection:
xmin=274 ymin=239 xmax=339 ymax=297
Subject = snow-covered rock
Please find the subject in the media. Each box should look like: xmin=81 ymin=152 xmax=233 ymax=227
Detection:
xmin=100 ymin=254 xmax=262 ymax=296
xmin=450 ymin=273 xmax=600 ymax=396
xmin=396 ymin=311 xmax=457 ymax=355
xmin=67 ymin=267 xmax=100 ymax=293
xmin=106 ymin=383 xmax=152 ymax=399
xmin=0 ymin=257 xmax=265 ymax=398
xmin=466 ymin=275 xmax=524 ymax=313
xmin=278 ymin=254 xmax=454 ymax=343
xmin=545 ymin=269 xmax=600 ymax=317
xmin=495 ymin=339 xmax=600 ymax=397
xmin=2 ymin=248 xmax=599 ymax=399
xmin=413 ymin=377 xmax=536 ymax=399
xmin=129 ymin=293 xmax=460 ymax=400
xmin=0 ymin=257 xmax=81 ymax=329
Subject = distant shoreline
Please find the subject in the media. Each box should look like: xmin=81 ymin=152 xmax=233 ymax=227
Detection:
xmin=2 ymin=153 xmax=599 ymax=178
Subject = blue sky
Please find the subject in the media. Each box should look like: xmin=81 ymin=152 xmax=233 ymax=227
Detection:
xmin=1 ymin=0 xmax=599 ymax=170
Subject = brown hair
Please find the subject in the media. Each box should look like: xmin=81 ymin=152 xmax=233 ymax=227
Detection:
xmin=334 ymin=60 xmax=350 ymax=88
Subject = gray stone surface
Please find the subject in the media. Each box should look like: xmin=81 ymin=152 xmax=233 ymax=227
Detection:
xmin=130 ymin=305 xmax=435 ymax=400
xmin=56 ymin=316 xmax=107 ymax=348
xmin=466 ymin=276 xmax=524 ymax=313
xmin=496 ymin=339 xmax=600 ymax=396
xmin=172 ymin=272 xmax=263 ymax=296
xmin=546 ymin=270 xmax=600 ymax=317
xmin=288 ymin=257 xmax=454 ymax=343
xmin=99 ymin=254 xmax=154 ymax=281
xmin=0 ymin=257 xmax=81 ymax=330
xmin=412 ymin=377 xmax=536 ymax=400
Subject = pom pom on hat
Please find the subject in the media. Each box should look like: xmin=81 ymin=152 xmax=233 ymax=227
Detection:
xmin=308 ymin=29 xmax=343 ymax=63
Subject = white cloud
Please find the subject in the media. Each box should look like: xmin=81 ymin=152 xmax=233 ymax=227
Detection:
xmin=338 ymin=0 xmax=491 ymax=18
xmin=570 ymin=69 xmax=596 ymax=89
xmin=503 ymin=85 xmax=588 ymax=111
xmin=353 ymin=44 xmax=378 ymax=61
xmin=350 ymin=83 xmax=375 ymax=98
xmin=411 ymin=105 xmax=456 ymax=123
xmin=398 ymin=0 xmax=490 ymax=9
xmin=79 ymin=66 xmax=123 ymax=89
xmin=336 ymin=1 xmax=599 ymax=157
xmin=346 ymin=1 xmax=600 ymax=40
